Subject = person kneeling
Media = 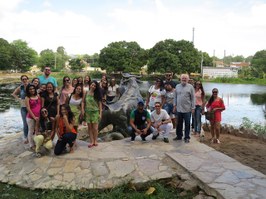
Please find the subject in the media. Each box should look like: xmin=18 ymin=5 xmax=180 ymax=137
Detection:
xmin=130 ymin=100 xmax=153 ymax=142
xmin=33 ymin=107 xmax=55 ymax=158
xmin=54 ymin=104 xmax=77 ymax=155
xmin=151 ymin=102 xmax=173 ymax=143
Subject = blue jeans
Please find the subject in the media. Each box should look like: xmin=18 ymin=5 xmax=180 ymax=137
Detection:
xmin=20 ymin=107 xmax=28 ymax=139
xmin=163 ymin=103 xmax=174 ymax=115
xmin=54 ymin=133 xmax=77 ymax=155
xmin=194 ymin=105 xmax=202 ymax=133
xmin=176 ymin=112 xmax=192 ymax=140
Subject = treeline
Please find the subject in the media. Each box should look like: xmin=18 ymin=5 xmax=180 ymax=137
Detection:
xmin=0 ymin=37 xmax=265 ymax=78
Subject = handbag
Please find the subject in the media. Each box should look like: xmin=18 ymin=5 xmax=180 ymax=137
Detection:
xmin=205 ymin=111 xmax=214 ymax=120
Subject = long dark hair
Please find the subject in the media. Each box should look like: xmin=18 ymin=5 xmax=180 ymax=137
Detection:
xmin=26 ymin=84 xmax=37 ymax=97
xmin=69 ymin=84 xmax=84 ymax=100
xmin=39 ymin=107 xmax=52 ymax=131
xmin=208 ymin=88 xmax=218 ymax=105
xmin=62 ymin=76 xmax=71 ymax=89
xmin=59 ymin=104 xmax=74 ymax=123
xmin=194 ymin=81 xmax=205 ymax=98
xmin=91 ymin=80 xmax=102 ymax=102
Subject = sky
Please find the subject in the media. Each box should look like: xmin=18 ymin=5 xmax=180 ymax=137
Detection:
xmin=0 ymin=0 xmax=266 ymax=58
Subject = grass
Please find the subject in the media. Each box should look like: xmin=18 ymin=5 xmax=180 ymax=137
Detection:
xmin=0 ymin=180 xmax=196 ymax=199
xmin=241 ymin=117 xmax=266 ymax=135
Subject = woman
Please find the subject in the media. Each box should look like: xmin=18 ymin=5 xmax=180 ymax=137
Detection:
xmin=66 ymin=84 xmax=85 ymax=131
xmin=41 ymin=82 xmax=59 ymax=125
xmin=106 ymin=77 xmax=119 ymax=103
xmin=206 ymin=88 xmax=225 ymax=144
xmin=77 ymin=76 xmax=84 ymax=85
xmin=25 ymin=84 xmax=42 ymax=150
xmin=33 ymin=107 xmax=54 ymax=157
xmin=72 ymin=77 xmax=78 ymax=88
xmin=84 ymin=75 xmax=91 ymax=92
xmin=31 ymin=78 xmax=40 ymax=90
xmin=193 ymin=81 xmax=205 ymax=136
xmin=54 ymin=104 xmax=77 ymax=155
xmin=146 ymin=78 xmax=165 ymax=111
xmin=85 ymin=80 xmax=102 ymax=148
xmin=163 ymin=82 xmax=176 ymax=128
xmin=59 ymin=76 xmax=74 ymax=105
xmin=100 ymin=80 xmax=108 ymax=110
xmin=12 ymin=75 xmax=29 ymax=143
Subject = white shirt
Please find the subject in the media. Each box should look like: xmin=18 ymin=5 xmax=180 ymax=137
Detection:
xmin=148 ymin=85 xmax=166 ymax=108
xmin=151 ymin=109 xmax=170 ymax=126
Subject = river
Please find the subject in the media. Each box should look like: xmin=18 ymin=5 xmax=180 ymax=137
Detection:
xmin=0 ymin=82 xmax=265 ymax=136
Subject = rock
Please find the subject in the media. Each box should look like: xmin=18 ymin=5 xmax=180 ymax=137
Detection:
xmin=180 ymin=179 xmax=199 ymax=192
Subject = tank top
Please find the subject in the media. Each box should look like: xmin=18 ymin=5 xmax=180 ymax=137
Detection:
xmin=195 ymin=89 xmax=203 ymax=106
xmin=69 ymin=96 xmax=82 ymax=106
xmin=58 ymin=117 xmax=77 ymax=137
xmin=26 ymin=96 xmax=42 ymax=119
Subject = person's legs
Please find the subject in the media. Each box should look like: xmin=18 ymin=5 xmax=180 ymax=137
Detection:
xmin=34 ymin=135 xmax=44 ymax=153
xmin=160 ymin=123 xmax=173 ymax=138
xmin=131 ymin=129 xmax=137 ymax=141
xmin=21 ymin=107 xmax=28 ymax=139
xmin=194 ymin=106 xmax=202 ymax=134
xmin=54 ymin=139 xmax=66 ymax=155
xmin=184 ymin=112 xmax=192 ymax=140
xmin=92 ymin=123 xmax=98 ymax=145
xmin=44 ymin=140 xmax=53 ymax=150
xmin=175 ymin=112 xmax=183 ymax=139
xmin=87 ymin=123 xmax=94 ymax=146
xmin=63 ymin=133 xmax=77 ymax=148
xmin=215 ymin=122 xmax=221 ymax=143
xmin=210 ymin=121 xmax=215 ymax=141
xmin=26 ymin=118 xmax=35 ymax=148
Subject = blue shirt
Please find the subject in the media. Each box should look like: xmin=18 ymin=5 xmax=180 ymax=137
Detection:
xmin=38 ymin=75 xmax=58 ymax=87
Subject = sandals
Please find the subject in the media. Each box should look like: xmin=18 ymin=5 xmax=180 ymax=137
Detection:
xmin=88 ymin=143 xmax=98 ymax=148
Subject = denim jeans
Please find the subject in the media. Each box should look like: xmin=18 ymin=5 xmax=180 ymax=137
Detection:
xmin=194 ymin=105 xmax=202 ymax=133
xmin=21 ymin=107 xmax=28 ymax=139
xmin=163 ymin=103 xmax=174 ymax=115
xmin=176 ymin=112 xmax=192 ymax=140
xmin=54 ymin=133 xmax=77 ymax=155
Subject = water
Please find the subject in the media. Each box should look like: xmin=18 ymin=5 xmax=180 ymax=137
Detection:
xmin=0 ymin=82 xmax=265 ymax=136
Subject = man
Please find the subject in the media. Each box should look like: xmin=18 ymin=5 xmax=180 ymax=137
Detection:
xmin=129 ymin=99 xmax=153 ymax=142
xmin=38 ymin=66 xmax=58 ymax=91
xmin=151 ymin=101 xmax=173 ymax=143
xmin=173 ymin=74 xmax=195 ymax=143
xmin=164 ymin=72 xmax=177 ymax=89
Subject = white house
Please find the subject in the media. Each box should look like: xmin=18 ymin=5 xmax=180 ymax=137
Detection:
xmin=202 ymin=67 xmax=238 ymax=79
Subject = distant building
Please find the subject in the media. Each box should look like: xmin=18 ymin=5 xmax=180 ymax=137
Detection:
xmin=230 ymin=62 xmax=250 ymax=69
xmin=203 ymin=66 xmax=238 ymax=79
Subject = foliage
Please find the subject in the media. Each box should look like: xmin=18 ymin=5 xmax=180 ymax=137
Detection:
xmin=0 ymin=38 xmax=13 ymax=70
xmin=83 ymin=53 xmax=100 ymax=67
xmin=0 ymin=181 xmax=196 ymax=199
xmin=55 ymin=46 xmax=69 ymax=70
xmin=241 ymin=117 xmax=266 ymax=135
xmin=251 ymin=50 xmax=266 ymax=78
xmin=69 ymin=58 xmax=86 ymax=71
xmin=148 ymin=39 xmax=200 ymax=75
xmin=38 ymin=49 xmax=55 ymax=70
xmin=202 ymin=52 xmax=213 ymax=66
xmin=10 ymin=40 xmax=38 ymax=71
xmin=99 ymin=41 xmax=147 ymax=73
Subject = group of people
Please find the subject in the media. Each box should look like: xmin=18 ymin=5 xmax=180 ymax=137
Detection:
xmin=12 ymin=67 xmax=225 ymax=158
xmin=130 ymin=73 xmax=225 ymax=144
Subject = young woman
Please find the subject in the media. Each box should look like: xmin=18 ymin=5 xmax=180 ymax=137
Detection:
xmin=84 ymin=75 xmax=91 ymax=92
xmin=163 ymin=82 xmax=176 ymax=128
xmin=193 ymin=81 xmax=205 ymax=136
xmin=41 ymin=82 xmax=59 ymax=131
xmin=66 ymin=84 xmax=85 ymax=131
xmin=72 ymin=77 xmax=78 ymax=88
xmin=59 ymin=76 xmax=74 ymax=105
xmin=106 ymin=77 xmax=119 ymax=103
xmin=100 ymin=79 xmax=108 ymax=110
xmin=146 ymin=78 xmax=166 ymax=111
xmin=54 ymin=104 xmax=77 ymax=155
xmin=25 ymin=84 xmax=42 ymax=150
xmin=12 ymin=75 xmax=29 ymax=143
xmin=33 ymin=107 xmax=54 ymax=157
xmin=85 ymin=80 xmax=102 ymax=148
xmin=77 ymin=76 xmax=84 ymax=86
xmin=31 ymin=78 xmax=40 ymax=90
xmin=206 ymin=88 xmax=225 ymax=144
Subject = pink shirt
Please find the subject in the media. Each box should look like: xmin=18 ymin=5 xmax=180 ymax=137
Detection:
xmin=60 ymin=87 xmax=74 ymax=105
xmin=195 ymin=89 xmax=203 ymax=106
xmin=26 ymin=96 xmax=42 ymax=119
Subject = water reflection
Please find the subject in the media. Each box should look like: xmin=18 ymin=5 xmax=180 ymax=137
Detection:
xmin=0 ymin=82 xmax=265 ymax=136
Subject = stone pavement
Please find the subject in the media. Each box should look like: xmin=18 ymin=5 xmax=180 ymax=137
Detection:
xmin=0 ymin=131 xmax=266 ymax=199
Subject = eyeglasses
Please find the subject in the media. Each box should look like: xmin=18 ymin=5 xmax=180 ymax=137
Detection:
xmin=45 ymin=68 xmax=51 ymax=71
xmin=64 ymin=79 xmax=70 ymax=82
xmin=212 ymin=91 xmax=218 ymax=94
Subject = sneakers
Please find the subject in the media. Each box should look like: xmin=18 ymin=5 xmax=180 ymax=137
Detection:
xmin=163 ymin=138 xmax=169 ymax=143
xmin=152 ymin=133 xmax=159 ymax=140
xmin=173 ymin=137 xmax=182 ymax=141
xmin=184 ymin=139 xmax=190 ymax=143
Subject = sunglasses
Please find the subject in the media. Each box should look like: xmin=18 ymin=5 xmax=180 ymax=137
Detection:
xmin=212 ymin=91 xmax=218 ymax=94
xmin=64 ymin=79 xmax=70 ymax=82
xmin=45 ymin=69 xmax=51 ymax=71
xmin=22 ymin=78 xmax=28 ymax=81
xmin=155 ymin=105 xmax=161 ymax=107
xmin=41 ymin=110 xmax=48 ymax=114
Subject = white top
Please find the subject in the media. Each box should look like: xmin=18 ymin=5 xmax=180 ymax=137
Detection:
xmin=69 ymin=96 xmax=82 ymax=106
xmin=107 ymin=84 xmax=119 ymax=97
xmin=165 ymin=90 xmax=175 ymax=104
xmin=148 ymin=85 xmax=166 ymax=108
xmin=151 ymin=109 xmax=170 ymax=125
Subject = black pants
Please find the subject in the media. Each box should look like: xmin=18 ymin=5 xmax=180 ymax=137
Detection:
xmin=54 ymin=132 xmax=77 ymax=155
xmin=131 ymin=125 xmax=153 ymax=140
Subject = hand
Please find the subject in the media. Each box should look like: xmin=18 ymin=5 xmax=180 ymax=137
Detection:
xmin=142 ymin=129 xmax=147 ymax=135
xmin=136 ymin=129 xmax=142 ymax=135
xmin=173 ymin=106 xmax=176 ymax=113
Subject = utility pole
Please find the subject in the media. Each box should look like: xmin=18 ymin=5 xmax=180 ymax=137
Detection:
xmin=192 ymin=27 xmax=195 ymax=44
xmin=54 ymin=53 xmax=57 ymax=69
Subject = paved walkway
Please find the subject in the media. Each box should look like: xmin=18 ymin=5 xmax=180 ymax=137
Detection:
xmin=0 ymin=131 xmax=265 ymax=199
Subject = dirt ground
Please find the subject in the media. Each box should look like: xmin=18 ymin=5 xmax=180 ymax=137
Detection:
xmin=200 ymin=131 xmax=266 ymax=175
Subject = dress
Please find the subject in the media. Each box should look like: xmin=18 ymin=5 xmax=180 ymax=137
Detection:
xmin=206 ymin=98 xmax=225 ymax=122
xmin=85 ymin=94 xmax=100 ymax=123
xmin=42 ymin=92 xmax=58 ymax=118
xmin=69 ymin=96 xmax=82 ymax=125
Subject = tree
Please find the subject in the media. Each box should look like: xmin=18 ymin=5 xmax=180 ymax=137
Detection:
xmin=69 ymin=58 xmax=86 ymax=71
xmin=55 ymin=46 xmax=69 ymax=70
xmin=245 ymin=55 xmax=253 ymax=63
xmin=10 ymin=40 xmax=38 ymax=71
xmin=99 ymin=41 xmax=147 ymax=73
xmin=148 ymin=39 xmax=200 ymax=75
xmin=251 ymin=50 xmax=266 ymax=78
xmin=38 ymin=49 xmax=55 ymax=70
xmin=0 ymin=38 xmax=12 ymax=70
xmin=202 ymin=52 xmax=213 ymax=66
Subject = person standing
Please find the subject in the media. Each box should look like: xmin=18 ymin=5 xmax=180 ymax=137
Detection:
xmin=85 ymin=80 xmax=102 ymax=148
xmin=151 ymin=102 xmax=173 ymax=143
xmin=146 ymin=78 xmax=165 ymax=111
xmin=12 ymin=75 xmax=30 ymax=143
xmin=173 ymin=74 xmax=195 ymax=143
xmin=206 ymin=88 xmax=225 ymax=144
xmin=59 ymin=76 xmax=74 ymax=105
xmin=193 ymin=81 xmax=205 ymax=136
xmin=38 ymin=66 xmax=58 ymax=91
xmin=106 ymin=77 xmax=119 ymax=103
xmin=129 ymin=100 xmax=153 ymax=142
xmin=163 ymin=82 xmax=176 ymax=128
xmin=164 ymin=72 xmax=177 ymax=88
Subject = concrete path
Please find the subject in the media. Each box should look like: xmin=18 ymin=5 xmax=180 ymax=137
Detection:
xmin=0 ymin=131 xmax=265 ymax=199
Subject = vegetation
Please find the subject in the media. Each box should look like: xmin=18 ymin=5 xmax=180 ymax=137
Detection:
xmin=0 ymin=180 xmax=196 ymax=199
xmin=241 ymin=117 xmax=266 ymax=135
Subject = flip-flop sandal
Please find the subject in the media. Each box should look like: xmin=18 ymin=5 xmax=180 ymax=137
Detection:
xmin=88 ymin=144 xmax=94 ymax=148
